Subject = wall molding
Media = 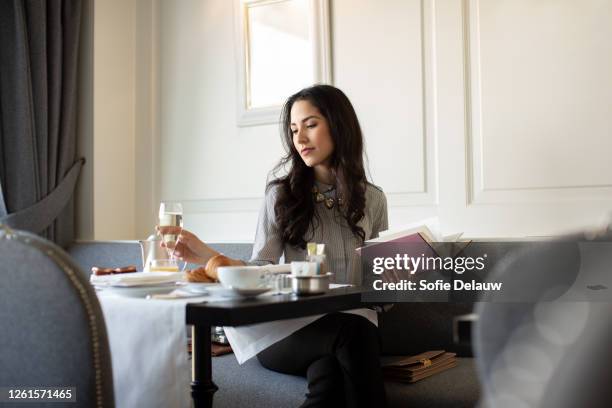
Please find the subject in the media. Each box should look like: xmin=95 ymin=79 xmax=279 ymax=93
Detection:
xmin=412 ymin=0 xmax=438 ymax=205
xmin=463 ymin=0 xmax=612 ymax=205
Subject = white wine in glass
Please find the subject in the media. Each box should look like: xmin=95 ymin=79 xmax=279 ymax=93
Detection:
xmin=158 ymin=202 xmax=183 ymax=257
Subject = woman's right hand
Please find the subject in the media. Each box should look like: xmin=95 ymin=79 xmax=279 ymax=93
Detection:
xmin=156 ymin=226 xmax=219 ymax=265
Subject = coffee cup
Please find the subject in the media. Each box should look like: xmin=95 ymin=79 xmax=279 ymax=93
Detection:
xmin=217 ymin=266 xmax=270 ymax=290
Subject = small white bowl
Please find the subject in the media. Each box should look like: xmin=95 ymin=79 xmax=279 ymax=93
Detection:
xmin=217 ymin=266 xmax=270 ymax=290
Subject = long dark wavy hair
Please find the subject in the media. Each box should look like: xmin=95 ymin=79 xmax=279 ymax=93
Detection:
xmin=267 ymin=85 xmax=368 ymax=249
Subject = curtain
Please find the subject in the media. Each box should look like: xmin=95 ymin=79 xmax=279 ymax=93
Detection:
xmin=0 ymin=0 xmax=84 ymax=248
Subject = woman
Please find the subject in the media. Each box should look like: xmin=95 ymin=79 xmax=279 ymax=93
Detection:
xmin=164 ymin=85 xmax=388 ymax=407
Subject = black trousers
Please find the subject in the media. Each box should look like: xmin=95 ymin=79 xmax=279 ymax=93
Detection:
xmin=256 ymin=312 xmax=387 ymax=408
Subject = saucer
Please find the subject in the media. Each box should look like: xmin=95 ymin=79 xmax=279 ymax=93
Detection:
xmin=181 ymin=282 xmax=218 ymax=294
xmin=228 ymin=286 xmax=271 ymax=298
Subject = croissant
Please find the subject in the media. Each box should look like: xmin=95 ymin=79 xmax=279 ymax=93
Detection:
xmin=185 ymin=266 xmax=215 ymax=283
xmin=185 ymin=254 xmax=244 ymax=282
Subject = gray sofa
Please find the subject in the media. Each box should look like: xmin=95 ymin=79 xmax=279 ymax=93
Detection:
xmin=68 ymin=241 xmax=481 ymax=407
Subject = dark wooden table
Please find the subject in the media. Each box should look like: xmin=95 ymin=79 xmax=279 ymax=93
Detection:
xmin=186 ymin=286 xmax=379 ymax=408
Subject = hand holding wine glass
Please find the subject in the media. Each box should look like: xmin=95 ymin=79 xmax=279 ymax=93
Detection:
xmin=156 ymin=202 xmax=219 ymax=266
xmin=158 ymin=202 xmax=183 ymax=257
xmin=156 ymin=227 xmax=218 ymax=265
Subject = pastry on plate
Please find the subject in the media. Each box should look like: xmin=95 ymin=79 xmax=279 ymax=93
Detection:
xmin=185 ymin=266 xmax=216 ymax=283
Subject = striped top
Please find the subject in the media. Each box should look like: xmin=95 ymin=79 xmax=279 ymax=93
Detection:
xmin=248 ymin=180 xmax=388 ymax=284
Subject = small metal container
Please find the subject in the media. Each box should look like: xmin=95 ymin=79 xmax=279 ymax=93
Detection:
xmin=290 ymin=273 xmax=334 ymax=295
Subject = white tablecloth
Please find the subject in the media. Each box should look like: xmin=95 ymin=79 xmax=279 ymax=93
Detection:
xmin=98 ymin=293 xmax=202 ymax=408
xmin=97 ymin=284 xmax=371 ymax=408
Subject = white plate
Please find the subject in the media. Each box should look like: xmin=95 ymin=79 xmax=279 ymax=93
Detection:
xmin=101 ymin=282 xmax=178 ymax=298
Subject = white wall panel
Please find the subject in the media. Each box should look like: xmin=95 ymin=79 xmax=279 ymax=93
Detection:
xmin=467 ymin=0 xmax=612 ymax=205
xmin=332 ymin=0 xmax=430 ymax=197
xmin=159 ymin=0 xmax=281 ymax=203
xmin=436 ymin=0 xmax=612 ymax=237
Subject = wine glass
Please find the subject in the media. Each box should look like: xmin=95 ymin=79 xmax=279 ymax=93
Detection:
xmin=158 ymin=202 xmax=184 ymax=269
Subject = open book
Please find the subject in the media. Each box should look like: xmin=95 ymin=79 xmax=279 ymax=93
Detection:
xmin=362 ymin=217 xmax=470 ymax=258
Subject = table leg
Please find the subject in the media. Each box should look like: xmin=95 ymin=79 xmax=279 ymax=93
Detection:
xmin=191 ymin=324 xmax=218 ymax=408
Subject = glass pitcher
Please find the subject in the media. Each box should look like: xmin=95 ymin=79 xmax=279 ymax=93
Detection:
xmin=138 ymin=235 xmax=185 ymax=272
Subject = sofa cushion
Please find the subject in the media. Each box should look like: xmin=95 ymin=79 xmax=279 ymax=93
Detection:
xmin=67 ymin=241 xmax=142 ymax=279
xmin=211 ymin=354 xmax=479 ymax=407
xmin=67 ymin=241 xmax=253 ymax=279
xmin=208 ymin=243 xmax=253 ymax=263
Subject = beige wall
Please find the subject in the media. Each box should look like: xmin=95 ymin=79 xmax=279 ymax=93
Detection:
xmin=93 ymin=0 xmax=136 ymax=239
xmin=81 ymin=0 xmax=612 ymax=241
xmin=134 ymin=0 xmax=160 ymax=239
xmin=78 ymin=0 xmax=157 ymax=240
